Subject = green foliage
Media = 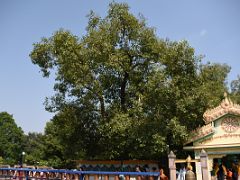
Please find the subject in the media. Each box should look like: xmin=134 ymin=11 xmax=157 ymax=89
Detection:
xmin=231 ymin=75 xmax=240 ymax=103
xmin=23 ymin=132 xmax=45 ymax=165
xmin=41 ymin=121 xmax=64 ymax=168
xmin=0 ymin=112 xmax=24 ymax=165
xmin=231 ymin=75 xmax=240 ymax=93
xmin=29 ymin=2 xmax=231 ymax=162
xmin=0 ymin=156 xmax=3 ymax=164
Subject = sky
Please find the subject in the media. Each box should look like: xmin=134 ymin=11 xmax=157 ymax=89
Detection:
xmin=0 ymin=0 xmax=239 ymax=134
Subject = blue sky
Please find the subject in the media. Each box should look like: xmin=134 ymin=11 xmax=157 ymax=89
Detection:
xmin=0 ymin=0 xmax=239 ymax=133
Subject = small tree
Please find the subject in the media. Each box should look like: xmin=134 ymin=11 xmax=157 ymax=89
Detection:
xmin=0 ymin=112 xmax=24 ymax=165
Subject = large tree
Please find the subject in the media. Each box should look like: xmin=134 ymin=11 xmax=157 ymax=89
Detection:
xmin=0 ymin=112 xmax=24 ymax=165
xmin=30 ymin=2 xmax=230 ymax=161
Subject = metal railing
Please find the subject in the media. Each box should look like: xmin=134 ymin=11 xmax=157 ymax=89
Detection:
xmin=0 ymin=168 xmax=160 ymax=180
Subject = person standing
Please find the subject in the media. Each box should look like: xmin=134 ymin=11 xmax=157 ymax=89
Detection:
xmin=211 ymin=162 xmax=219 ymax=180
xmin=217 ymin=162 xmax=227 ymax=180
xmin=159 ymin=168 xmax=168 ymax=180
xmin=237 ymin=162 xmax=240 ymax=180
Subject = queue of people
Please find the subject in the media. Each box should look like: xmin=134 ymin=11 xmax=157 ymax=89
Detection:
xmin=134 ymin=165 xmax=168 ymax=180
xmin=0 ymin=165 xmax=169 ymax=180
xmin=1 ymin=167 xmax=82 ymax=180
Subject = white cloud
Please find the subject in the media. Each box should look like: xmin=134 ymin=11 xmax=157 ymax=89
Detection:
xmin=200 ymin=29 xmax=207 ymax=37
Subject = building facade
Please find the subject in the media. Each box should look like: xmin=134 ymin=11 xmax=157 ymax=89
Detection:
xmin=184 ymin=94 xmax=240 ymax=180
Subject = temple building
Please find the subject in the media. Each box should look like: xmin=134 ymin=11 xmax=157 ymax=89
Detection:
xmin=184 ymin=93 xmax=240 ymax=180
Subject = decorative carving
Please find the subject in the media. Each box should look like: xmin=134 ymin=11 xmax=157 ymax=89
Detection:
xmin=185 ymin=123 xmax=214 ymax=144
xmin=203 ymin=93 xmax=240 ymax=124
xmin=185 ymin=93 xmax=240 ymax=144
xmin=197 ymin=133 xmax=240 ymax=145
xmin=221 ymin=117 xmax=239 ymax=133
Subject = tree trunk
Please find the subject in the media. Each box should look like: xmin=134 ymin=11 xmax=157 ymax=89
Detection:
xmin=98 ymin=94 xmax=105 ymax=119
xmin=120 ymin=72 xmax=129 ymax=111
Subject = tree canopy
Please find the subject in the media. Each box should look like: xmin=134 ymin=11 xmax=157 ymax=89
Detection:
xmin=30 ymin=2 xmax=231 ymax=163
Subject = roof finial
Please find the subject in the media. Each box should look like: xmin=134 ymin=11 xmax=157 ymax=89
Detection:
xmin=203 ymin=91 xmax=240 ymax=123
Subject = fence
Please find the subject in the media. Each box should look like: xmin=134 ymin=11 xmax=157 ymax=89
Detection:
xmin=0 ymin=167 xmax=160 ymax=180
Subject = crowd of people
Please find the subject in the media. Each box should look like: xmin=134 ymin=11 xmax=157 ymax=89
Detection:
xmin=211 ymin=160 xmax=240 ymax=180
xmin=0 ymin=165 xmax=169 ymax=180
xmin=134 ymin=165 xmax=168 ymax=180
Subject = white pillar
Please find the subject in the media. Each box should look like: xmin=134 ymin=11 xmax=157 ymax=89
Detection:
xmin=168 ymin=151 xmax=176 ymax=180
xmin=200 ymin=149 xmax=209 ymax=180
xmin=195 ymin=151 xmax=202 ymax=180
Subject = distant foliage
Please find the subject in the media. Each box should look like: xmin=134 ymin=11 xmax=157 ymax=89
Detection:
xmin=231 ymin=75 xmax=240 ymax=104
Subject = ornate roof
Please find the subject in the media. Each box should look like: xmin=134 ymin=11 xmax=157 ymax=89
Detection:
xmin=203 ymin=93 xmax=240 ymax=124
xmin=185 ymin=123 xmax=214 ymax=145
